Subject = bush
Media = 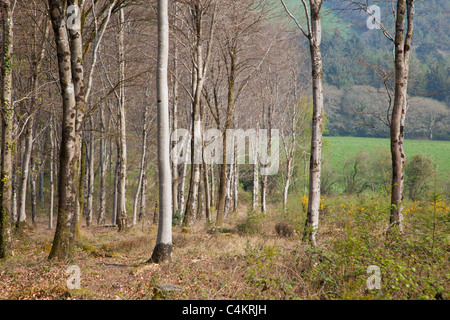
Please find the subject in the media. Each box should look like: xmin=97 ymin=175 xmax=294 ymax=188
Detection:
xmin=405 ymin=154 xmax=434 ymax=200
xmin=275 ymin=221 xmax=294 ymax=237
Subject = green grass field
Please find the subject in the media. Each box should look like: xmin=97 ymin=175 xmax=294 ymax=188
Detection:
xmin=323 ymin=136 xmax=450 ymax=186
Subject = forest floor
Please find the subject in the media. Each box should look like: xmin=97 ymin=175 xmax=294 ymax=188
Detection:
xmin=0 ymin=198 xmax=449 ymax=300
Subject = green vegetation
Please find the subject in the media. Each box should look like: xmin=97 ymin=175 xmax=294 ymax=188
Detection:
xmin=323 ymin=136 xmax=450 ymax=193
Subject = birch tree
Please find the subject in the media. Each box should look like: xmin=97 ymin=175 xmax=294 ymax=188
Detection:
xmin=280 ymin=0 xmax=324 ymax=246
xmin=345 ymin=0 xmax=416 ymax=233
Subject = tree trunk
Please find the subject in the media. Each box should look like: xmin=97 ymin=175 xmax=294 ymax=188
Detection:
xmin=216 ymin=53 xmax=236 ymax=227
xmin=97 ymin=107 xmax=106 ymax=225
xmin=112 ymin=145 xmax=119 ymax=225
xmin=139 ymin=157 xmax=148 ymax=222
xmin=117 ymin=7 xmax=127 ymax=232
xmin=17 ymin=117 xmax=34 ymax=229
xmin=0 ymin=0 xmax=13 ymax=259
xmin=133 ymin=103 xmax=148 ymax=225
xmin=389 ymin=0 xmax=415 ymax=233
xmin=252 ymin=151 xmax=259 ymax=212
xmin=171 ymin=1 xmax=179 ymax=216
xmin=49 ymin=115 xmax=55 ymax=229
xmin=30 ymin=157 xmax=37 ymax=227
xmin=302 ymin=1 xmax=324 ymax=247
xmin=48 ymin=0 xmax=84 ymax=260
xmin=283 ymin=158 xmax=292 ymax=213
xmin=150 ymin=0 xmax=172 ymax=263
xmin=233 ymin=145 xmax=239 ymax=213
xmin=85 ymin=116 xmax=95 ymax=227
xmin=210 ymin=164 xmax=215 ymax=209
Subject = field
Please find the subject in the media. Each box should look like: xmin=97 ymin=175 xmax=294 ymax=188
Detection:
xmin=323 ymin=136 xmax=450 ymax=189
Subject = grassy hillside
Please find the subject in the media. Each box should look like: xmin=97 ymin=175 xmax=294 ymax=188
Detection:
xmin=323 ymin=136 xmax=450 ymax=187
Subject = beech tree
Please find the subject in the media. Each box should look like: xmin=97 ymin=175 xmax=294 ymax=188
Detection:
xmin=47 ymin=0 xmax=83 ymax=260
xmin=149 ymin=0 xmax=172 ymax=263
xmin=0 ymin=0 xmax=13 ymax=259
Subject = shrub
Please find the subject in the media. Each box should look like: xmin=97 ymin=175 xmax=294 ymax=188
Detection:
xmin=275 ymin=221 xmax=294 ymax=237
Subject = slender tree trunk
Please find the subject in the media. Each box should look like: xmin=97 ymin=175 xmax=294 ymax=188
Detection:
xmin=171 ymin=1 xmax=179 ymax=216
xmin=150 ymin=0 xmax=172 ymax=263
xmin=49 ymin=115 xmax=55 ymax=229
xmin=178 ymin=130 xmax=189 ymax=217
xmin=210 ymin=164 xmax=215 ymax=209
xmin=97 ymin=108 xmax=106 ymax=224
xmin=252 ymin=148 xmax=259 ymax=212
xmin=283 ymin=158 xmax=293 ymax=213
xmin=389 ymin=0 xmax=415 ymax=233
xmin=117 ymin=7 xmax=127 ymax=232
xmin=12 ymin=163 xmax=17 ymax=224
xmin=133 ymin=104 xmax=148 ymax=226
xmin=77 ymin=139 xmax=86 ymax=235
xmin=0 ymin=0 xmax=13 ymax=259
xmin=86 ymin=117 xmax=95 ymax=227
xmin=38 ymin=161 xmax=44 ymax=205
xmin=139 ymin=157 xmax=148 ymax=222
xmin=30 ymin=157 xmax=37 ymax=227
xmin=304 ymin=1 xmax=324 ymax=247
xmin=184 ymin=3 xmax=215 ymax=227
xmin=216 ymin=53 xmax=236 ymax=227
xmin=233 ymin=136 xmax=239 ymax=213
xmin=17 ymin=117 xmax=34 ymax=229
xmin=112 ymin=145 xmax=119 ymax=225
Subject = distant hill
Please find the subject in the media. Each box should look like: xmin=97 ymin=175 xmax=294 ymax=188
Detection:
xmin=275 ymin=0 xmax=449 ymax=140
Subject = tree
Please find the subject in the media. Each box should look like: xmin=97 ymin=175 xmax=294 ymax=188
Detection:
xmin=0 ymin=0 xmax=13 ymax=259
xmin=344 ymin=0 xmax=416 ymax=233
xmin=281 ymin=0 xmax=325 ymax=246
xmin=149 ymin=0 xmax=172 ymax=263
xmin=116 ymin=6 xmax=127 ymax=231
xmin=48 ymin=0 xmax=85 ymax=260
xmin=183 ymin=0 xmax=216 ymax=227
xmin=389 ymin=0 xmax=415 ymax=233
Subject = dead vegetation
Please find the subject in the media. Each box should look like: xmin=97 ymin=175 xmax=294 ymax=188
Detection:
xmin=0 ymin=199 xmax=448 ymax=300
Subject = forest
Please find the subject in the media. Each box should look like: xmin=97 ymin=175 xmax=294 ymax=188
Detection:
xmin=0 ymin=0 xmax=448 ymax=303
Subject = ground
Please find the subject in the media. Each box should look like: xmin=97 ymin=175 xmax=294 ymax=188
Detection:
xmin=0 ymin=198 xmax=448 ymax=300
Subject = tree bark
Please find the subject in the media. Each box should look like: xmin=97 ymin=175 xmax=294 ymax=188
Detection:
xmin=150 ymin=0 xmax=172 ymax=263
xmin=216 ymin=52 xmax=236 ymax=227
xmin=30 ymin=157 xmax=37 ymax=227
xmin=85 ymin=116 xmax=95 ymax=227
xmin=303 ymin=0 xmax=324 ymax=247
xmin=49 ymin=115 xmax=55 ymax=229
xmin=17 ymin=117 xmax=34 ymax=229
xmin=48 ymin=0 xmax=84 ymax=260
xmin=0 ymin=0 xmax=13 ymax=259
xmin=133 ymin=102 xmax=148 ymax=225
xmin=389 ymin=0 xmax=415 ymax=233
xmin=97 ymin=107 xmax=106 ymax=224
xmin=117 ymin=7 xmax=127 ymax=232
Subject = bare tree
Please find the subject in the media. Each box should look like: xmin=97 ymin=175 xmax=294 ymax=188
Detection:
xmin=281 ymin=0 xmax=324 ymax=246
xmin=116 ymin=6 xmax=127 ymax=231
xmin=149 ymin=0 xmax=172 ymax=263
xmin=344 ymin=0 xmax=416 ymax=233
xmin=0 ymin=0 xmax=13 ymax=259
xmin=48 ymin=0 xmax=84 ymax=260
